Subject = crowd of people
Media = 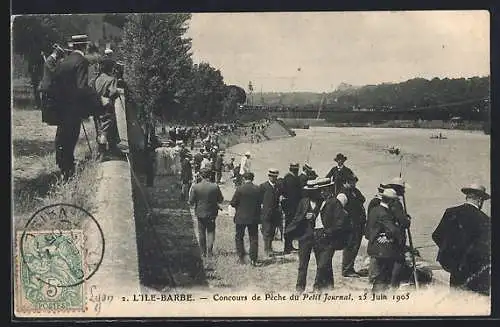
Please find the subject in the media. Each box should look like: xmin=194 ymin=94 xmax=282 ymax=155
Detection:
xmin=186 ymin=146 xmax=491 ymax=296
xmin=37 ymin=34 xmax=490 ymax=298
xmin=38 ymin=34 xmax=129 ymax=180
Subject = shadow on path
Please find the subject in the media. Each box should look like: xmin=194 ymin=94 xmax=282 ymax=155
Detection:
xmin=131 ymin=169 xmax=207 ymax=291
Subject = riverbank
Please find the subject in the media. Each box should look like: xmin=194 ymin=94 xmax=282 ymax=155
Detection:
xmin=280 ymin=118 xmax=487 ymax=132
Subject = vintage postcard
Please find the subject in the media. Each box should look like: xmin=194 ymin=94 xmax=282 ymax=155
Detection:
xmin=11 ymin=11 xmax=491 ymax=318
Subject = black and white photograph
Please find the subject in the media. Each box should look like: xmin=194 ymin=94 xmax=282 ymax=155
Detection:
xmin=11 ymin=11 xmax=491 ymax=317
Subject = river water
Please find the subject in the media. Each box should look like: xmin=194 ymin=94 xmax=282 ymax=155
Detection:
xmin=226 ymin=127 xmax=490 ymax=262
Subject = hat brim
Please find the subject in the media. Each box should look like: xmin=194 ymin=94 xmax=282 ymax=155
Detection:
xmin=334 ymin=157 xmax=347 ymax=162
xmin=461 ymin=188 xmax=490 ymax=200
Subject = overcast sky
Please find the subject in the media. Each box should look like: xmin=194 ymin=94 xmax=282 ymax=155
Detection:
xmin=186 ymin=11 xmax=490 ymax=92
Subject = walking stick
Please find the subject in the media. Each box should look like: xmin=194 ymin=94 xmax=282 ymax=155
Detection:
xmin=81 ymin=122 xmax=93 ymax=157
xmin=401 ymin=192 xmax=420 ymax=290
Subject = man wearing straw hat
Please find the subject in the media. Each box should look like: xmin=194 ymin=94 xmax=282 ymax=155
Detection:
xmin=54 ymin=34 xmax=98 ymax=180
xmin=285 ymin=178 xmax=349 ymax=292
xmin=366 ymin=188 xmax=409 ymax=292
xmin=432 ymin=184 xmax=491 ymax=296
xmin=259 ymin=168 xmax=282 ymax=257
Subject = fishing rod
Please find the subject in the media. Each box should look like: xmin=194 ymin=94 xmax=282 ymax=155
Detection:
xmin=399 ymin=166 xmax=419 ymax=290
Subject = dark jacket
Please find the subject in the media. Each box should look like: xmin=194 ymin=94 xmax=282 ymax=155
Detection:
xmin=280 ymin=172 xmax=302 ymax=215
xmin=325 ymin=165 xmax=354 ymax=194
xmin=432 ymin=203 xmax=490 ymax=278
xmin=214 ymin=155 xmax=224 ymax=172
xmin=343 ymin=187 xmax=367 ymax=227
xmin=230 ymin=181 xmax=262 ymax=225
xmin=39 ymin=54 xmax=60 ymax=94
xmin=259 ymin=181 xmax=281 ymax=222
xmin=55 ymin=51 xmax=98 ymax=118
xmin=299 ymin=171 xmax=318 ymax=187
xmin=189 ymin=179 xmax=223 ymax=218
xmin=286 ymin=196 xmax=350 ymax=249
xmin=193 ymin=152 xmax=203 ymax=170
xmin=366 ymin=204 xmax=407 ymax=259
xmin=180 ymin=159 xmax=193 ymax=183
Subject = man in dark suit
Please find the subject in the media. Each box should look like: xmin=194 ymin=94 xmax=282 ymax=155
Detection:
xmin=366 ymin=188 xmax=410 ymax=292
xmin=285 ymin=178 xmax=349 ymax=292
xmin=180 ymin=156 xmax=193 ymax=201
xmin=39 ymin=44 xmax=66 ymax=126
xmin=432 ymin=184 xmax=491 ymax=296
xmin=54 ymin=35 xmax=99 ymax=180
xmin=280 ymin=162 xmax=302 ymax=254
xmin=259 ymin=168 xmax=282 ymax=257
xmin=189 ymin=168 xmax=224 ymax=257
xmin=340 ymin=175 xmax=367 ymax=277
xmin=230 ymin=172 xmax=262 ymax=266
xmin=325 ymin=153 xmax=355 ymax=196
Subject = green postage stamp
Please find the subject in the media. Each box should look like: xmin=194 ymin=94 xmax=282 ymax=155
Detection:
xmin=15 ymin=230 xmax=86 ymax=313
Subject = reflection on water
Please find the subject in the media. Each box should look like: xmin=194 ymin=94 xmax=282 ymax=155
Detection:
xmin=227 ymin=127 xmax=490 ymax=262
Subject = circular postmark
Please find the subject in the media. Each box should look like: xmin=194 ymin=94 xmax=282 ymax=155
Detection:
xmin=20 ymin=203 xmax=105 ymax=288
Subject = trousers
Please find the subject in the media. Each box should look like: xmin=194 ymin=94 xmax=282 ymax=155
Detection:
xmin=197 ymin=216 xmax=216 ymax=257
xmin=342 ymin=222 xmax=364 ymax=274
xmin=370 ymin=257 xmax=396 ymax=292
xmin=235 ymin=224 xmax=259 ymax=262
xmin=55 ymin=115 xmax=82 ymax=178
xmin=296 ymin=229 xmax=336 ymax=292
xmin=283 ymin=204 xmax=298 ymax=252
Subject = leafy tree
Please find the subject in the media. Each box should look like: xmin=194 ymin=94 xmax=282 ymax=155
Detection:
xmin=222 ymin=85 xmax=246 ymax=118
xmin=183 ymin=62 xmax=226 ymax=122
xmin=119 ymin=13 xmax=193 ymax=126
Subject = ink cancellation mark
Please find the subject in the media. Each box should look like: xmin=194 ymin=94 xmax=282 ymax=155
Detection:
xmin=16 ymin=203 xmax=105 ymax=314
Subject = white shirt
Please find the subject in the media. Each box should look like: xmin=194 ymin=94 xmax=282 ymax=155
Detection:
xmin=314 ymin=201 xmax=326 ymax=229
xmin=200 ymin=158 xmax=211 ymax=170
xmin=465 ymin=201 xmax=480 ymax=210
xmin=380 ymin=202 xmax=389 ymax=209
xmin=240 ymin=156 xmax=251 ymax=175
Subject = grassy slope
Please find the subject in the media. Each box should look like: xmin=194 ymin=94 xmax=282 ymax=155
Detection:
xmin=12 ymin=109 xmax=98 ymax=221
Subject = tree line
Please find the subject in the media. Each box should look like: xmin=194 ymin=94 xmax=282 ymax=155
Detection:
xmin=257 ymin=76 xmax=489 ymax=116
xmin=12 ymin=14 xmax=247 ymax=124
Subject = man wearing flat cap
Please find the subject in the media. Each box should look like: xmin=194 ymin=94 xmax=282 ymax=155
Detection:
xmin=325 ymin=153 xmax=355 ymax=196
xmin=432 ymin=184 xmax=491 ymax=296
xmin=259 ymin=168 xmax=282 ymax=257
xmin=53 ymin=34 xmax=100 ymax=180
xmin=280 ymin=163 xmax=302 ymax=254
